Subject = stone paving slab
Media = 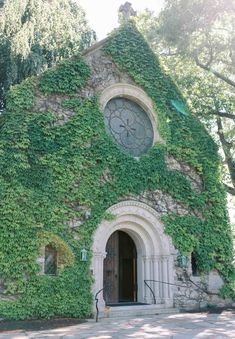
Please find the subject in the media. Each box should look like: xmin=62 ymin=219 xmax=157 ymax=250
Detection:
xmin=0 ymin=311 xmax=234 ymax=338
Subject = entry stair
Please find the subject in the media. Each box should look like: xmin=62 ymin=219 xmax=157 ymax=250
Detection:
xmin=99 ymin=303 xmax=179 ymax=319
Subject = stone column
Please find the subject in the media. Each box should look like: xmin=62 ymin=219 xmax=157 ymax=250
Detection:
xmin=161 ymin=256 xmax=168 ymax=301
xmin=161 ymin=255 xmax=173 ymax=305
xmin=143 ymin=255 xmax=153 ymax=303
xmin=92 ymin=251 xmax=106 ymax=310
xmin=152 ymin=255 xmax=161 ymax=302
xmin=166 ymin=255 xmax=174 ymax=306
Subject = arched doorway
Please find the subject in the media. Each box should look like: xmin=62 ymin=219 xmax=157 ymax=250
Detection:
xmin=103 ymin=230 xmax=137 ymax=304
xmin=91 ymin=201 xmax=176 ymax=310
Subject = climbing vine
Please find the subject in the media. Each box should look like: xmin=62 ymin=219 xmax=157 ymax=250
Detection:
xmin=0 ymin=22 xmax=233 ymax=320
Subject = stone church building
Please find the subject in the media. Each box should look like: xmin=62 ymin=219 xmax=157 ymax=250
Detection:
xmin=0 ymin=20 xmax=233 ymax=320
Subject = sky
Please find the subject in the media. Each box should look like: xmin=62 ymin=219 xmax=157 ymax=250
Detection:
xmin=78 ymin=0 xmax=165 ymax=40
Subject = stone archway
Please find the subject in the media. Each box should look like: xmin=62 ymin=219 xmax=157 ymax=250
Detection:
xmin=91 ymin=201 xmax=176 ymax=309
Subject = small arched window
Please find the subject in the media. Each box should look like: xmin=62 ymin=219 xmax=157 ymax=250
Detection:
xmin=44 ymin=245 xmax=57 ymax=275
xmin=191 ymin=252 xmax=199 ymax=276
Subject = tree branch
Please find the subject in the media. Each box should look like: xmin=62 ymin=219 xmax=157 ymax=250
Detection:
xmin=223 ymin=183 xmax=235 ymax=196
xmin=211 ymin=111 xmax=235 ymax=121
xmin=194 ymin=56 xmax=235 ymax=88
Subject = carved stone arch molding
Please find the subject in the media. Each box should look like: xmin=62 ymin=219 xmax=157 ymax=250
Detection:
xmin=100 ymin=83 xmax=163 ymax=145
xmin=91 ymin=200 xmax=176 ymax=310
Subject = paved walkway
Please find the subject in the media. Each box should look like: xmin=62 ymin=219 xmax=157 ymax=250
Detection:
xmin=0 ymin=310 xmax=235 ymax=338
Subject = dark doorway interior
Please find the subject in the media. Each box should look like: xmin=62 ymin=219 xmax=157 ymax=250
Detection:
xmin=103 ymin=231 xmax=137 ymax=304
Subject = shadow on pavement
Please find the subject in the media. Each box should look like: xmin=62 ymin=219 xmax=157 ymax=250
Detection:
xmin=184 ymin=306 xmax=235 ymax=314
xmin=0 ymin=318 xmax=87 ymax=332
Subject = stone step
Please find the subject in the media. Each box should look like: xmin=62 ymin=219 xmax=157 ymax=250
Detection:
xmin=98 ymin=304 xmax=180 ymax=319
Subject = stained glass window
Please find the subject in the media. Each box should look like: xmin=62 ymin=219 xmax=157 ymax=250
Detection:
xmin=44 ymin=245 xmax=57 ymax=275
xmin=104 ymin=98 xmax=154 ymax=157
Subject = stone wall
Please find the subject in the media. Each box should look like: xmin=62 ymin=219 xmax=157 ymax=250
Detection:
xmin=32 ymin=46 xmax=135 ymax=125
xmin=165 ymin=155 xmax=203 ymax=193
xmin=128 ymin=189 xmax=201 ymax=218
xmin=82 ymin=48 xmax=135 ymax=97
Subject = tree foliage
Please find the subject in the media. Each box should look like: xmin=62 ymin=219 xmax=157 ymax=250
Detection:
xmin=135 ymin=0 xmax=235 ymax=196
xmin=0 ymin=0 xmax=96 ymax=108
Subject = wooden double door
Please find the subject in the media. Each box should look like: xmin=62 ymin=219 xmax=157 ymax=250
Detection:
xmin=103 ymin=231 xmax=137 ymax=304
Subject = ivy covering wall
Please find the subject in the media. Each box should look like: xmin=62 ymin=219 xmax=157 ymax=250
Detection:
xmin=0 ymin=22 xmax=234 ymax=320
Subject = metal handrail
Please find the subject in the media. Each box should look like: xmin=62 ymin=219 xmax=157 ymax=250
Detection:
xmin=96 ymin=276 xmax=217 ymax=322
xmin=94 ymin=287 xmax=105 ymax=323
xmin=94 ymin=284 xmax=114 ymax=322
xmin=144 ymin=277 xmax=218 ymax=306
xmin=144 ymin=280 xmax=156 ymax=304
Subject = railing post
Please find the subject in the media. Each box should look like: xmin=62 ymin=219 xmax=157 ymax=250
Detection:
xmin=144 ymin=280 xmax=156 ymax=304
xmin=95 ymin=287 xmax=105 ymax=323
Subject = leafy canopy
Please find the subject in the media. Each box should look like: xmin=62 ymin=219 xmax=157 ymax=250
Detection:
xmin=135 ymin=0 xmax=235 ymax=196
xmin=0 ymin=0 xmax=96 ymax=108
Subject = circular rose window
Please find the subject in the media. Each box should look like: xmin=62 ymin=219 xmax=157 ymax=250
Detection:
xmin=104 ymin=97 xmax=154 ymax=157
